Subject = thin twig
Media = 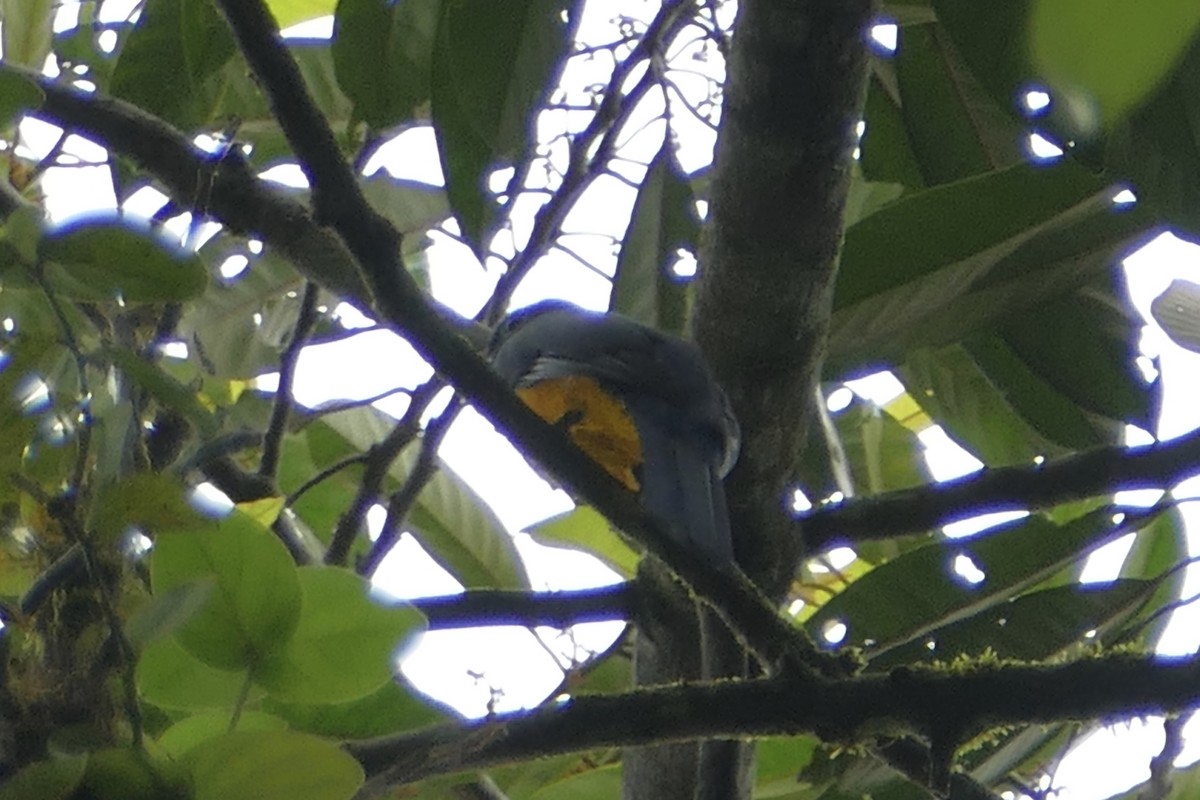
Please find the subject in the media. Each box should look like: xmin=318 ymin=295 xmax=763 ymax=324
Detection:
xmin=483 ymin=0 xmax=697 ymax=322
xmin=324 ymin=379 xmax=445 ymax=567
xmin=259 ymin=281 xmax=320 ymax=479
xmin=361 ymin=396 xmax=463 ymax=576
xmin=285 ymin=452 xmax=370 ymax=507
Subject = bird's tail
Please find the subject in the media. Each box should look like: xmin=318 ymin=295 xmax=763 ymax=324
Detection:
xmin=630 ymin=403 xmax=734 ymax=567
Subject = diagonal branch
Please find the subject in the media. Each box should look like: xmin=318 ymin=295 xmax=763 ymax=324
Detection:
xmin=211 ymin=0 xmax=838 ymax=680
xmin=802 ymin=428 xmax=1200 ymax=551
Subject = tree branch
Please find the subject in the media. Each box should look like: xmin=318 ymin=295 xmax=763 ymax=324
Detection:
xmin=211 ymin=0 xmax=839 ymax=680
xmin=259 ymin=281 xmax=320 ymax=480
xmin=802 ymin=428 xmax=1200 ymax=551
xmin=349 ymin=652 xmax=1200 ymax=794
xmin=409 ymin=583 xmax=636 ymax=631
xmin=325 ymin=379 xmax=445 ymax=567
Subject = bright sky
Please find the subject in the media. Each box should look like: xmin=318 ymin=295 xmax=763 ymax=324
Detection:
xmin=14 ymin=2 xmax=1200 ymax=797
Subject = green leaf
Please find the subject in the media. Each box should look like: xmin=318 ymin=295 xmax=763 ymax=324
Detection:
xmin=332 ymin=0 xmax=438 ymax=130
xmin=320 ymin=407 xmax=530 ymax=589
xmin=899 ymin=343 xmax=1068 ymax=465
xmin=828 ymin=157 xmax=1153 ymax=376
xmin=178 ymin=241 xmax=299 ymax=379
xmin=267 ymin=0 xmax=336 ymax=28
xmin=103 ymin=347 xmax=218 ymax=437
xmin=1 ymin=203 xmax=45 ymax=267
xmin=859 ymin=74 xmax=925 ymax=191
xmin=186 ymin=730 xmax=363 ymax=800
xmin=256 ymin=566 xmax=425 ymax=703
xmin=1030 ymin=0 xmax=1200 ymax=129
xmin=0 ymin=754 xmax=87 ymax=800
xmin=1118 ymin=507 xmax=1188 ymax=647
xmin=966 ymin=725 xmax=1073 ymax=788
xmin=527 ymin=763 xmax=622 ymax=800
xmin=40 ymin=218 xmax=208 ymax=303
xmin=91 ymin=472 xmax=209 ymax=542
xmin=1104 ymin=35 xmax=1200 ymax=242
xmin=998 ymin=274 xmax=1155 ymax=429
xmin=110 ymin=0 xmax=237 ymax=129
xmin=431 ymin=0 xmax=577 ymax=252
xmin=81 ymin=747 xmax=188 ymax=800
xmin=932 ymin=0 xmax=1032 ymax=121
xmin=528 ymin=506 xmax=639 ymax=578
xmin=126 ymin=579 xmax=216 ymax=649
xmin=610 ymin=143 xmax=697 ymax=333
xmin=755 ymin=736 xmax=822 ymax=799
xmin=137 ymin=636 xmax=258 ymax=711
xmin=890 ymin=23 xmax=1023 ymax=186
xmin=827 ymin=397 xmax=930 ymax=495
xmin=0 ymin=0 xmax=54 ymax=69
xmin=361 ymin=173 xmax=451 ymax=235
xmin=806 ymin=505 xmax=1162 ymax=657
xmin=151 ymin=509 xmax=303 ymax=671
xmin=870 ymin=579 xmax=1158 ymax=668
xmin=0 ymin=68 xmax=43 ymax=127
xmin=158 ymin=710 xmax=288 ymax=759
xmin=963 ymin=334 xmax=1109 ymax=451
xmin=264 ymin=678 xmax=448 ymax=738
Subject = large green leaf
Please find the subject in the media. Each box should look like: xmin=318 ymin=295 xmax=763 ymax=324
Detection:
xmin=332 ymin=0 xmax=438 ymax=130
xmin=870 ymin=579 xmax=1159 ymax=668
xmin=0 ymin=0 xmax=53 ymax=70
xmin=936 ymin=0 xmax=1200 ymax=240
xmin=152 ymin=510 xmax=303 ymax=671
xmin=186 ymin=730 xmax=363 ymax=800
xmin=1029 ymin=0 xmax=1200 ymax=129
xmin=526 ymin=763 xmax=621 ymax=800
xmin=806 ymin=505 xmax=1162 ymax=657
xmin=962 ymin=334 xmax=1110 ymax=451
xmin=827 ymin=162 xmax=1152 ymax=375
xmin=137 ymin=636 xmax=258 ymax=711
xmin=256 ymin=566 xmax=424 ymax=703
xmin=996 ymin=274 xmax=1156 ymax=430
xmin=1115 ymin=506 xmax=1188 ymax=648
xmin=158 ymin=710 xmax=288 ymax=759
xmin=832 ymin=397 xmax=930 ymax=495
xmin=1105 ymin=35 xmax=1200 ymax=241
xmin=0 ymin=69 xmax=43 ymax=127
xmin=40 ymin=218 xmax=208 ymax=304
xmin=609 ymin=143 xmax=697 ymax=333
xmin=264 ymin=679 xmax=447 ymax=738
xmin=889 ymin=23 xmax=1024 ymax=186
xmin=430 ymin=0 xmax=578 ymax=252
xmin=899 ymin=343 xmax=1070 ymax=465
xmin=528 ymin=506 xmax=638 ymax=578
xmin=0 ymin=754 xmax=87 ymax=800
xmin=110 ymin=0 xmax=238 ymax=129
xmin=360 ymin=173 xmax=451 ymax=235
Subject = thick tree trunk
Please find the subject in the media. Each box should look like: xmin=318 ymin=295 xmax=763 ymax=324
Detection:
xmin=625 ymin=0 xmax=876 ymax=797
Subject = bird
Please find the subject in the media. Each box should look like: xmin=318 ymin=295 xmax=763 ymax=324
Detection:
xmin=490 ymin=300 xmax=740 ymax=566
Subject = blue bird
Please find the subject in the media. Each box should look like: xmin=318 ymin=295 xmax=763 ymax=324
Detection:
xmin=491 ymin=300 xmax=740 ymax=566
